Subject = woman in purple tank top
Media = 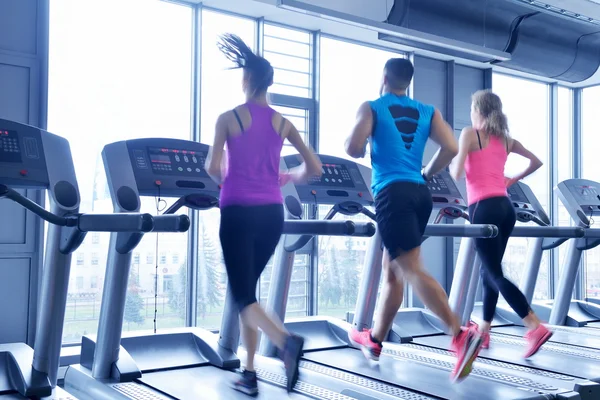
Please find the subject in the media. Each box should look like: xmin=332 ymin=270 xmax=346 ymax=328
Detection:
xmin=451 ymin=90 xmax=551 ymax=359
xmin=205 ymin=34 xmax=322 ymax=396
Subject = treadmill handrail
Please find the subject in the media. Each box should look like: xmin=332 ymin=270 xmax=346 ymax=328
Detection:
xmin=74 ymin=213 xmax=154 ymax=233
xmin=0 ymin=185 xmax=155 ymax=232
xmin=283 ymin=220 xmax=376 ymax=252
xmin=424 ymin=224 xmax=498 ymax=238
xmin=511 ymin=225 xmax=585 ymax=238
xmin=152 ymin=214 xmax=191 ymax=233
xmin=583 ymin=228 xmax=600 ymax=238
xmin=283 ymin=220 xmax=356 ymax=235
xmin=0 ymin=185 xmax=69 ymax=226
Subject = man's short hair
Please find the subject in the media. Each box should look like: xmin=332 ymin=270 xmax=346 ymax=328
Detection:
xmin=384 ymin=58 xmax=414 ymax=90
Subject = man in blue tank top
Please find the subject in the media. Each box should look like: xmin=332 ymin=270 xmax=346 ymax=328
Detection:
xmin=344 ymin=58 xmax=483 ymax=382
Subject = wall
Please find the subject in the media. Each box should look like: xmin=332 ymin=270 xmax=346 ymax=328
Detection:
xmin=410 ymin=55 xmax=488 ymax=306
xmin=0 ymin=0 xmax=47 ymax=345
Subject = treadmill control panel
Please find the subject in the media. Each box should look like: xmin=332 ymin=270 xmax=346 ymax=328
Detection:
xmin=284 ymin=154 xmax=373 ymax=205
xmin=507 ymin=184 xmax=536 ymax=213
xmin=310 ymin=163 xmax=355 ymax=188
xmin=0 ymin=121 xmax=49 ymax=188
xmin=428 ymin=170 xmax=466 ymax=208
xmin=123 ymin=139 xmax=219 ymax=198
xmin=556 ymin=179 xmax=600 ymax=225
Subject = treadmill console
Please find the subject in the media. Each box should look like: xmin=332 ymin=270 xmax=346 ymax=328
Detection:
xmin=427 ymin=170 xmax=466 ymax=208
xmin=556 ymin=179 xmax=600 ymax=226
xmin=103 ymin=139 xmax=220 ymax=211
xmin=283 ymin=154 xmax=373 ymax=205
xmin=507 ymin=182 xmax=550 ymax=225
xmin=0 ymin=120 xmax=49 ymax=188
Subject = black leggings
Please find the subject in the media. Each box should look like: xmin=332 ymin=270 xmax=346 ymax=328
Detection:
xmin=220 ymin=204 xmax=284 ymax=312
xmin=469 ymin=196 xmax=530 ymax=322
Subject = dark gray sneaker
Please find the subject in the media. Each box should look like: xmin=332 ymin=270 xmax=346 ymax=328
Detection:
xmin=233 ymin=369 xmax=258 ymax=397
xmin=283 ymin=334 xmax=304 ymax=392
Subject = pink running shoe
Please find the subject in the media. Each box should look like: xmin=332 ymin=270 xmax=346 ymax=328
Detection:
xmin=481 ymin=331 xmax=491 ymax=349
xmin=450 ymin=326 xmax=483 ymax=383
xmin=349 ymin=329 xmax=382 ymax=361
xmin=524 ymin=324 xmax=552 ymax=358
xmin=467 ymin=321 xmax=490 ymax=349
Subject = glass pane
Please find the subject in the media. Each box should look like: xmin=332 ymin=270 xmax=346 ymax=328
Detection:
xmin=319 ymin=38 xmax=402 ymax=168
xmin=197 ymin=10 xmax=256 ymax=329
xmin=556 ymin=87 xmax=573 ymax=272
xmin=263 ymin=24 xmax=311 ymax=98
xmin=48 ymin=0 xmax=193 ymax=344
xmin=259 ymin=106 xmax=310 ymax=316
xmin=317 ymin=38 xmax=402 ymax=318
xmin=200 ymin=10 xmax=256 ymax=147
xmin=582 ymin=86 xmax=600 ymax=299
xmin=272 ymin=106 xmax=309 ymax=157
xmin=492 ymin=73 xmax=550 ymax=300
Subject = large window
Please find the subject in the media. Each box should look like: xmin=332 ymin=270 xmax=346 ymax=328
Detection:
xmin=318 ymin=38 xmax=401 ymax=318
xmin=492 ymin=74 xmax=550 ymax=300
xmin=49 ymin=0 xmax=193 ymax=343
xmin=196 ymin=11 xmax=255 ymax=329
xmin=582 ymin=86 xmax=600 ymax=299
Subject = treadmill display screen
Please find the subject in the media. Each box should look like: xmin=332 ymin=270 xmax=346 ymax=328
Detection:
xmin=143 ymin=147 xmax=207 ymax=177
xmin=0 ymin=129 xmax=22 ymax=163
xmin=307 ymin=163 xmax=355 ymax=188
xmin=571 ymin=185 xmax=599 ymax=201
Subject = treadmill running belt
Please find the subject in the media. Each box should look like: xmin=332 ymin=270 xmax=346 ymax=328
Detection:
xmin=139 ymin=366 xmax=310 ymax=400
xmin=414 ymin=335 xmax=600 ymax=381
xmin=302 ymin=348 xmax=546 ymax=400
xmin=494 ymin=325 xmax=600 ymax=349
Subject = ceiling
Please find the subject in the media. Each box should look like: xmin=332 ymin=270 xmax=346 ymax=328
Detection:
xmin=199 ymin=0 xmax=600 ymax=87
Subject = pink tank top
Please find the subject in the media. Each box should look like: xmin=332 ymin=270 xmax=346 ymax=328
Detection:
xmin=464 ymin=132 xmax=508 ymax=205
xmin=219 ymin=103 xmax=284 ymax=207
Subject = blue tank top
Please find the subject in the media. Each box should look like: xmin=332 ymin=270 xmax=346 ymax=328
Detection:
xmin=369 ymin=93 xmax=435 ymax=197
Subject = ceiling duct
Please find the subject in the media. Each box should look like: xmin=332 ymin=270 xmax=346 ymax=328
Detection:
xmin=276 ymin=0 xmax=511 ymax=62
xmin=385 ymin=0 xmax=600 ymax=82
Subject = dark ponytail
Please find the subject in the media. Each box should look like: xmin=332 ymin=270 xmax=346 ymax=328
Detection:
xmin=217 ymin=33 xmax=274 ymax=97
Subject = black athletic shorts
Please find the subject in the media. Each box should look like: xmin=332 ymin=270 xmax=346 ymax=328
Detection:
xmin=219 ymin=204 xmax=284 ymax=311
xmin=375 ymin=181 xmax=433 ymax=260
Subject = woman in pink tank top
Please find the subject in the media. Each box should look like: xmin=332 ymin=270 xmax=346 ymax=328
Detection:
xmin=450 ymin=90 xmax=552 ymax=358
xmin=205 ymin=34 xmax=322 ymax=396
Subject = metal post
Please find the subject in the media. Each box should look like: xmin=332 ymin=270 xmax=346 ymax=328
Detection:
xmin=32 ymin=202 xmax=73 ymax=387
xmin=218 ymin=287 xmax=240 ymax=353
xmin=520 ymin=238 xmax=544 ymax=304
xmin=91 ymin=233 xmax=133 ymax=379
xmin=352 ymin=231 xmax=383 ymax=331
xmin=258 ymin=241 xmax=294 ymax=357
xmin=461 ymin=255 xmax=481 ymax=325
xmin=448 ymin=237 xmax=477 ymax=319
xmin=549 ymin=239 xmax=583 ymax=325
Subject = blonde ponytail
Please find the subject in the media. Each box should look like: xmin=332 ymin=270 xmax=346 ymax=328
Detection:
xmin=472 ymin=90 xmax=510 ymax=139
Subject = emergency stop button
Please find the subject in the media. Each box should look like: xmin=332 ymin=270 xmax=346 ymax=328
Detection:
xmin=19 ymin=170 xmax=27 ymax=177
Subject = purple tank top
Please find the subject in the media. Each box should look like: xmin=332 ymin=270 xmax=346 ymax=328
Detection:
xmin=219 ymin=103 xmax=284 ymax=207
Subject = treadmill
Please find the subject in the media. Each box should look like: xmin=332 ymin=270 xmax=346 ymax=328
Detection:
xmin=0 ymin=119 xmax=155 ymax=399
xmin=402 ymin=181 xmax=600 ymax=399
xmin=64 ymin=138 xmax=409 ymax=400
xmin=532 ymin=179 xmax=600 ymax=329
xmin=465 ymin=182 xmax=600 ymax=350
xmin=261 ymin=156 xmax=555 ymax=400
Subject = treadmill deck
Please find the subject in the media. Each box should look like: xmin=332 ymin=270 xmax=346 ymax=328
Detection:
xmin=302 ymin=347 xmax=549 ymax=400
xmin=414 ymin=334 xmax=600 ymax=383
